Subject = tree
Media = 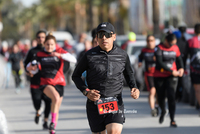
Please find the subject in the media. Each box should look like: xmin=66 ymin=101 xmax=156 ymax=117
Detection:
xmin=0 ymin=0 xmax=125 ymax=40
xmin=152 ymin=0 xmax=160 ymax=37
xmin=1 ymin=0 xmax=23 ymax=41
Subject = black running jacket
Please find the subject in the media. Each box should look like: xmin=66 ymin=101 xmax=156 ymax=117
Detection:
xmin=72 ymin=45 xmax=137 ymax=97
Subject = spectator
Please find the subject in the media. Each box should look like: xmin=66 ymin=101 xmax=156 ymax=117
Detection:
xmin=0 ymin=41 xmax=11 ymax=88
xmin=73 ymin=33 xmax=87 ymax=58
xmin=91 ymin=28 xmax=99 ymax=47
xmin=62 ymin=39 xmax=74 ymax=54
xmin=77 ymin=40 xmax=92 ymax=63
xmin=22 ymin=40 xmax=31 ymax=58
xmin=9 ymin=44 xmax=23 ymax=93
xmin=31 ymin=39 xmax=37 ymax=48
xmin=16 ymin=40 xmax=24 ymax=52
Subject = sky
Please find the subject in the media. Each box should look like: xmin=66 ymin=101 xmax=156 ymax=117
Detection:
xmin=14 ymin=0 xmax=39 ymax=7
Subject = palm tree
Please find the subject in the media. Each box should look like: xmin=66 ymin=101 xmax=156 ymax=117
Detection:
xmin=152 ymin=0 xmax=160 ymax=37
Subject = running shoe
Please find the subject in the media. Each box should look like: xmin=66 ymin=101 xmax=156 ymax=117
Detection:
xmin=155 ymin=106 xmax=159 ymax=116
xmin=34 ymin=114 xmax=40 ymax=124
xmin=151 ymin=109 xmax=158 ymax=117
xmin=49 ymin=122 xmax=56 ymax=134
xmin=170 ymin=121 xmax=177 ymax=128
xmin=159 ymin=111 xmax=166 ymax=124
xmin=43 ymin=121 xmax=49 ymax=130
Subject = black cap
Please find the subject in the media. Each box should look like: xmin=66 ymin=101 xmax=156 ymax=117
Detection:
xmin=97 ymin=22 xmax=115 ymax=34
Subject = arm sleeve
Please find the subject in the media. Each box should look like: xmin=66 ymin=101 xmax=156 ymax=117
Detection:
xmin=175 ymin=45 xmax=181 ymax=57
xmin=183 ymin=42 xmax=189 ymax=65
xmin=176 ymin=56 xmax=184 ymax=69
xmin=23 ymin=50 xmax=32 ymax=72
xmin=138 ymin=50 xmax=143 ymax=63
xmin=156 ymin=56 xmax=172 ymax=72
xmin=155 ymin=47 xmax=172 ymax=72
xmin=20 ymin=52 xmax=23 ymax=60
xmin=72 ymin=54 xmax=88 ymax=92
xmin=8 ymin=54 xmax=12 ymax=62
xmin=61 ymin=53 xmax=77 ymax=63
xmin=123 ymin=55 xmax=138 ymax=90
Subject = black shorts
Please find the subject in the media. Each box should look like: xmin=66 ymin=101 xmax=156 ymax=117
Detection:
xmin=40 ymin=85 xmax=64 ymax=97
xmin=144 ymin=74 xmax=155 ymax=91
xmin=191 ymin=73 xmax=200 ymax=84
xmin=86 ymin=98 xmax=125 ymax=133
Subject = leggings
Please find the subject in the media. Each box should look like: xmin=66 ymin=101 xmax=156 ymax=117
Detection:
xmin=12 ymin=69 xmax=21 ymax=88
xmin=175 ymin=77 xmax=183 ymax=100
xmin=154 ymin=76 xmax=178 ymax=122
xmin=31 ymin=88 xmax=51 ymax=118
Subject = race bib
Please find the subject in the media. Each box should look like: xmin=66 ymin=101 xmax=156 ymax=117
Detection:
xmin=97 ymin=97 xmax=118 ymax=115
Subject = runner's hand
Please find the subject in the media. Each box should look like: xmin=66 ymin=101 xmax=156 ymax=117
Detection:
xmin=27 ymin=64 xmax=37 ymax=72
xmin=87 ymin=89 xmax=101 ymax=101
xmin=51 ymin=52 xmax=61 ymax=58
xmin=138 ymin=62 xmax=142 ymax=68
xmin=172 ymin=70 xmax=180 ymax=77
xmin=178 ymin=68 xmax=184 ymax=77
xmin=131 ymin=88 xmax=140 ymax=99
xmin=26 ymin=72 xmax=34 ymax=77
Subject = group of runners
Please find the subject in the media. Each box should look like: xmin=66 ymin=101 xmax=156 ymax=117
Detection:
xmin=24 ymin=31 xmax=77 ymax=134
xmin=22 ymin=22 xmax=200 ymax=134
xmin=138 ymin=23 xmax=200 ymax=128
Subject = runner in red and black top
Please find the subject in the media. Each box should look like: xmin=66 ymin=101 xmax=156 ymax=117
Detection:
xmin=27 ymin=33 xmax=77 ymax=134
xmin=138 ymin=35 xmax=159 ymax=117
xmin=23 ymin=30 xmax=51 ymax=129
xmin=185 ymin=23 xmax=200 ymax=115
xmin=154 ymin=33 xmax=184 ymax=128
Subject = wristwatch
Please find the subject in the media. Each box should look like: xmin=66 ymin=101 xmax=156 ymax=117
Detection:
xmin=83 ymin=88 xmax=90 ymax=96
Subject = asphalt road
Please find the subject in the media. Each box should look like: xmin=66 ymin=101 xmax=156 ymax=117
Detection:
xmin=0 ymin=84 xmax=200 ymax=134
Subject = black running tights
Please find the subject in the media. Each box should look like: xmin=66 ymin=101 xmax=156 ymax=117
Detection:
xmin=31 ymin=88 xmax=51 ymax=118
xmin=154 ymin=76 xmax=178 ymax=122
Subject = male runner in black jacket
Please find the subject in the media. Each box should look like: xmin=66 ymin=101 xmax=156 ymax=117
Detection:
xmin=24 ymin=30 xmax=51 ymax=129
xmin=72 ymin=22 xmax=140 ymax=134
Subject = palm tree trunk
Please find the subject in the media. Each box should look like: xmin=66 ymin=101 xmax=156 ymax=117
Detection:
xmin=152 ymin=0 xmax=160 ymax=37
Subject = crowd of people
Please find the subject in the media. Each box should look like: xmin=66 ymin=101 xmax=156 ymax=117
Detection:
xmin=0 ymin=22 xmax=200 ymax=134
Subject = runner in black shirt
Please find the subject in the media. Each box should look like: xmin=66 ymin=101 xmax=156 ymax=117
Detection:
xmin=72 ymin=22 xmax=140 ymax=134
xmin=175 ymin=25 xmax=189 ymax=101
xmin=138 ymin=35 xmax=158 ymax=117
xmin=185 ymin=24 xmax=200 ymax=114
xmin=24 ymin=30 xmax=51 ymax=129
xmin=154 ymin=33 xmax=184 ymax=127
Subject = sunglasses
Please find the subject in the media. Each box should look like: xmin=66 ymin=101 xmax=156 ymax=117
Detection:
xmin=97 ymin=32 xmax=113 ymax=38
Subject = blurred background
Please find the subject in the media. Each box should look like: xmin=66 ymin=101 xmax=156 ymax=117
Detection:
xmin=0 ymin=0 xmax=199 ymax=101
xmin=0 ymin=0 xmax=199 ymax=88
xmin=0 ymin=0 xmax=199 ymax=42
